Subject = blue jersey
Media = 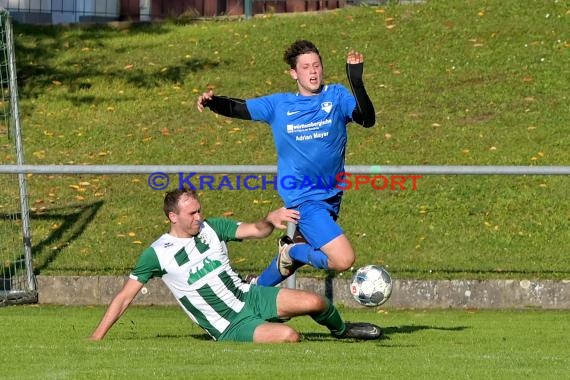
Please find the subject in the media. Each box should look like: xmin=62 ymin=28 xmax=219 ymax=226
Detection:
xmin=246 ymin=84 xmax=356 ymax=208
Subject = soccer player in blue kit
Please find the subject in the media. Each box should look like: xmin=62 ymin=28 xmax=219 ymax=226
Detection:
xmin=197 ymin=40 xmax=375 ymax=286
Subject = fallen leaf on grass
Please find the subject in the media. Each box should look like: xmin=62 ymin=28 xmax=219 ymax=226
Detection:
xmin=33 ymin=150 xmax=46 ymax=159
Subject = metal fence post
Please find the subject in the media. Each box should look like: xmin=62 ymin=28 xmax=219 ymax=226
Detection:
xmin=284 ymin=221 xmax=296 ymax=288
xmin=140 ymin=0 xmax=151 ymax=21
xmin=244 ymin=0 xmax=253 ymax=19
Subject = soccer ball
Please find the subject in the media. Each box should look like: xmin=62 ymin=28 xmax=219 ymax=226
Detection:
xmin=350 ymin=265 xmax=393 ymax=307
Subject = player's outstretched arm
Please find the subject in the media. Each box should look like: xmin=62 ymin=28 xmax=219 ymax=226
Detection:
xmin=197 ymin=89 xmax=252 ymax=120
xmin=346 ymin=50 xmax=375 ymax=128
xmin=236 ymin=207 xmax=299 ymax=240
xmin=90 ymin=278 xmax=143 ymax=341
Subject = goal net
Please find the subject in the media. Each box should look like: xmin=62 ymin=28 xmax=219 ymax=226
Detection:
xmin=0 ymin=8 xmax=37 ymax=306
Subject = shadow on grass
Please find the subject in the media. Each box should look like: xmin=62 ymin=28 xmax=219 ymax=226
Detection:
xmin=114 ymin=324 xmax=470 ymax=343
xmin=0 ymin=200 xmax=104 ymax=276
xmin=300 ymin=325 xmax=469 ymax=343
xmin=383 ymin=324 xmax=469 ymax=335
xmin=156 ymin=333 xmax=208 ymax=340
xmin=13 ymin=22 xmax=222 ymax=106
xmin=120 ymin=333 xmax=212 ymax=341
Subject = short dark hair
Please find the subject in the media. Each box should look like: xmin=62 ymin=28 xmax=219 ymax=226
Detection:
xmin=163 ymin=187 xmax=198 ymax=217
xmin=283 ymin=40 xmax=322 ymax=69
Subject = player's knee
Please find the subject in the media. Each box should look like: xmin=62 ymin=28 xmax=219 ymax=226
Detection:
xmin=254 ymin=324 xmax=301 ymax=343
xmin=329 ymin=254 xmax=355 ymax=271
xmin=323 ymin=237 xmax=356 ymax=271
xmin=340 ymin=256 xmax=355 ymax=271
xmin=280 ymin=328 xmax=301 ymax=343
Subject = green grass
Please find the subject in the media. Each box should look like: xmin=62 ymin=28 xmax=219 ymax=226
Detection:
xmin=1 ymin=305 xmax=569 ymax=379
xmin=1 ymin=0 xmax=569 ymax=279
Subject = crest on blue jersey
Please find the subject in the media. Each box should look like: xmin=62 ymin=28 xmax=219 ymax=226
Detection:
xmin=321 ymin=102 xmax=332 ymax=113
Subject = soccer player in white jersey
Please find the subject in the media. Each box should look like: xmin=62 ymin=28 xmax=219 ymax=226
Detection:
xmin=197 ymin=40 xmax=376 ymax=286
xmin=90 ymin=188 xmax=382 ymax=342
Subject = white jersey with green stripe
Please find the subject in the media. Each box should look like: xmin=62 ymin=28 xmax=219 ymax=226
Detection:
xmin=129 ymin=218 xmax=250 ymax=340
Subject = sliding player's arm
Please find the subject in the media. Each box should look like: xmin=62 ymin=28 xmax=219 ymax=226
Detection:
xmin=90 ymin=278 xmax=143 ymax=341
xmin=236 ymin=208 xmax=299 ymax=240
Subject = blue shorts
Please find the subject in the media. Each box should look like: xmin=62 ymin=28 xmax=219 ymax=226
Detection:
xmin=293 ymin=194 xmax=343 ymax=249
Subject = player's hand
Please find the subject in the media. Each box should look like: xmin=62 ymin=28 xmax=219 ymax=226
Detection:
xmin=197 ymin=89 xmax=214 ymax=112
xmin=346 ymin=50 xmax=364 ymax=65
xmin=265 ymin=207 xmax=300 ymax=230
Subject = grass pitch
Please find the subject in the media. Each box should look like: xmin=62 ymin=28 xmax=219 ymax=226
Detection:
xmin=1 ymin=305 xmax=569 ymax=379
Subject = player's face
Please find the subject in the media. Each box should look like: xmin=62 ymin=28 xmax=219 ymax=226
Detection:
xmin=169 ymin=195 xmax=203 ymax=238
xmin=290 ymin=52 xmax=323 ymax=96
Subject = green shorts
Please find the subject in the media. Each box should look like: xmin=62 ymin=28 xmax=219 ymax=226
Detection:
xmin=218 ymin=285 xmax=281 ymax=342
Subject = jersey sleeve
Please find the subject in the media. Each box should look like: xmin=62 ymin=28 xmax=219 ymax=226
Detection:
xmin=245 ymin=95 xmax=277 ymax=123
xmin=205 ymin=218 xmax=240 ymax=242
xmin=130 ymin=247 xmax=164 ymax=284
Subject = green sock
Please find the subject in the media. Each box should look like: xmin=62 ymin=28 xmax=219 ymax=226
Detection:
xmin=311 ymin=298 xmax=346 ymax=336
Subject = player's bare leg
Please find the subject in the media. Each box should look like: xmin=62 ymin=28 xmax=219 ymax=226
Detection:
xmin=276 ymin=288 xmax=328 ymax=317
xmin=275 ymin=288 xmax=382 ymax=340
xmin=320 ymin=234 xmax=355 ymax=271
xmin=253 ymin=323 xmax=300 ymax=343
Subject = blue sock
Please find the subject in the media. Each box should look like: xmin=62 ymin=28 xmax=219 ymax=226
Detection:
xmin=289 ymin=244 xmax=329 ymax=270
xmin=256 ymin=255 xmax=286 ymax=286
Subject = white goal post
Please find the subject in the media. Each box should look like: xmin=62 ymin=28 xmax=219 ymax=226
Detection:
xmin=0 ymin=8 xmax=37 ymax=306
